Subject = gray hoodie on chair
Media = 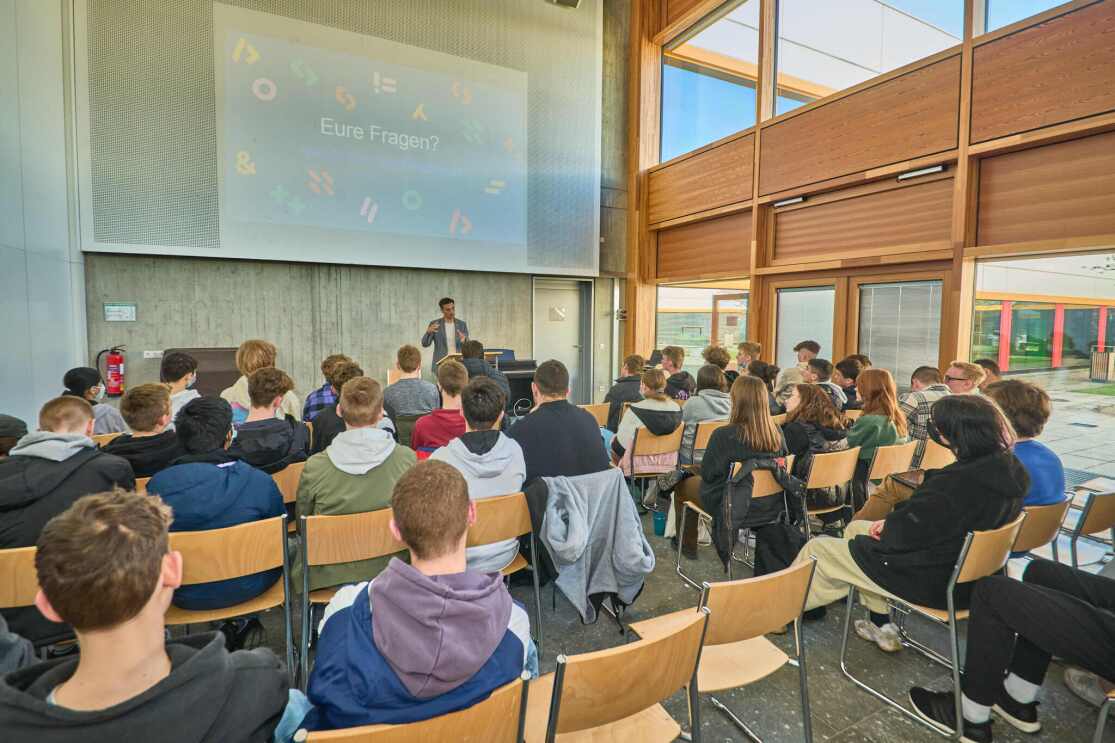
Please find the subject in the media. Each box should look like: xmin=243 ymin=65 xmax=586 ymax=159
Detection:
xmin=679 ymin=388 xmax=732 ymax=465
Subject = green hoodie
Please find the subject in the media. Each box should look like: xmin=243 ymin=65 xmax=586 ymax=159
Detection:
xmin=846 ymin=414 xmax=907 ymax=461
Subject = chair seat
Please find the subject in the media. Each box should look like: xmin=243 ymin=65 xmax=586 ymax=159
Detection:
xmin=165 ymin=579 xmax=285 ymax=625
xmin=501 ymin=552 xmax=528 ymax=577
xmin=309 ymin=586 xmax=340 ymax=606
xmin=906 ymin=602 xmax=969 ymax=623
xmin=523 ymin=672 xmax=680 ymax=743
xmin=808 ymin=505 xmax=844 ymax=516
xmin=683 ymin=501 xmax=712 ymax=521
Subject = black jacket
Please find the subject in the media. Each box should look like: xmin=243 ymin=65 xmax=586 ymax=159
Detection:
xmin=508 ymin=400 xmax=610 ymax=482
xmin=782 ymin=420 xmax=849 ymax=510
xmin=309 ymin=405 xmax=345 ymax=455
xmin=603 ymin=375 xmax=643 ymax=432
xmin=0 ymin=632 xmax=289 ymax=743
xmin=850 ymin=449 xmax=1027 ymax=609
xmin=0 ymin=438 xmax=134 ymax=644
xmin=699 ymin=425 xmax=788 ymax=531
xmin=461 ymin=358 xmax=512 ymax=404
xmin=101 ymin=430 xmax=184 ymax=478
xmin=228 ymin=416 xmax=309 ymax=475
xmin=666 ymin=371 xmax=696 ymax=400
xmin=609 ymin=405 xmax=683 ymax=459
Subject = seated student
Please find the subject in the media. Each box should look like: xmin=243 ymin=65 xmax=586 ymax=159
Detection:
xmin=101 ymin=383 xmax=185 ymax=477
xmin=793 ymin=340 xmax=821 ymax=371
xmin=794 ymin=395 xmax=1026 ymax=653
xmin=228 ymin=367 xmax=310 ymax=475
xmin=773 ymin=364 xmax=805 ymax=407
xmin=984 ymin=379 xmax=1064 ymax=509
xmin=303 ymin=354 xmax=353 ymax=422
xmin=459 ymin=340 xmax=511 ymax=402
xmin=845 ymin=353 xmax=872 ymax=368
xmin=909 ymin=559 xmax=1115 ymax=741
xmin=0 ymin=414 xmax=28 ymax=457
xmin=160 ymin=351 xmax=200 ymax=425
xmin=62 ymin=367 xmax=127 ymax=435
xmin=803 ymin=358 xmax=848 ymax=411
xmin=701 ymin=345 xmax=732 ymax=379
xmin=974 ymin=357 xmax=1002 ymax=392
xmin=0 ymin=490 xmax=291 ymax=740
xmin=431 ymin=378 xmax=525 ymax=573
xmin=748 ymin=360 xmax=784 ymax=415
xmin=300 ymin=461 xmax=536 ymax=731
xmin=611 ymin=369 xmax=683 ymax=473
xmin=411 ymin=360 xmax=468 ymax=452
xmin=782 ymin=383 xmax=849 ymax=517
xmin=382 ymin=344 xmax=440 ymax=423
xmin=296 ymin=377 xmax=416 ymax=592
xmin=833 ymin=357 xmax=865 ymax=409
xmin=944 ymin=359 xmax=986 ymax=395
xmin=220 ymin=339 xmax=301 ymax=423
xmin=508 ymin=359 xmax=610 ymax=482
xmin=845 ymin=368 xmax=908 ymax=513
xmin=678 ymin=364 xmax=731 ymax=465
xmin=732 ymin=341 xmax=762 ymax=385
xmin=0 ymin=397 xmax=134 ymax=643
xmin=148 ymin=397 xmax=284 ymax=610
xmin=603 ymin=354 xmax=645 ymax=433
xmin=308 ymin=361 xmax=387 ymax=455
xmin=660 ymin=345 xmax=696 ymax=400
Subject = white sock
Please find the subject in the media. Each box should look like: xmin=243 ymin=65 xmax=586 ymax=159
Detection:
xmin=1004 ymin=673 xmax=1040 ymax=704
xmin=962 ymin=694 xmax=992 ymax=724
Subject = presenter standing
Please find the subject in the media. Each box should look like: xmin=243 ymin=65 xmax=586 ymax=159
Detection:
xmin=421 ymin=297 xmax=469 ymax=372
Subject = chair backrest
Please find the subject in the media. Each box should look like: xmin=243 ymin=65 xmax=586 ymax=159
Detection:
xmin=0 ymin=546 xmax=39 ymax=610
xmin=844 ymin=409 xmax=863 ymax=423
xmin=302 ymin=509 xmax=403 ymax=568
xmin=272 ymin=462 xmax=306 ymax=504
xmin=919 ymin=439 xmax=956 ymax=470
xmin=394 ymin=414 xmax=422 ymax=448
xmin=693 ymin=420 xmax=730 ymax=452
xmin=548 ymin=609 xmax=708 ymax=736
xmin=1077 ymin=491 xmax=1115 ymax=538
xmin=631 ymin=424 xmax=684 ymax=457
xmin=867 ymin=440 xmax=918 ymax=481
xmin=306 ymin=674 xmax=527 ymax=742
xmin=170 ymin=516 xmax=286 ymax=584
xmin=578 ymin=403 xmax=610 ymax=428
xmin=467 ymin=492 xmax=532 ymax=548
xmin=701 ymin=559 xmax=815 ymax=643
xmin=135 ymin=477 xmax=150 ymax=494
xmin=804 ymin=447 xmax=861 ymax=489
xmin=730 ymin=455 xmax=795 ymax=498
xmin=771 ymin=413 xmax=787 ymax=426
xmin=1014 ymin=497 xmax=1072 ymax=552
xmin=386 ymin=368 xmax=403 ymax=386
xmin=92 ymin=432 xmax=121 ymax=447
xmin=955 ymin=513 xmax=1027 ymax=584
xmin=305 ymin=420 xmax=314 ymax=449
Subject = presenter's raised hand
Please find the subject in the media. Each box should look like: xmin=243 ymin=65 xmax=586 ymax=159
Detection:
xmin=427 ymin=321 xmax=441 ymax=335
xmin=457 ymin=330 xmax=467 ymax=342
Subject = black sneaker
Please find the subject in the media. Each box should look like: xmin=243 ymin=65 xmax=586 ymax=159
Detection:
xmin=908 ymin=687 xmax=992 ymax=743
xmin=992 ymin=689 xmax=1041 ymax=733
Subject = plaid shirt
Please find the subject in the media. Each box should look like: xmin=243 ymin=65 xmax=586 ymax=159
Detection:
xmin=302 ymin=382 xmax=337 ymax=422
xmin=899 ymin=383 xmax=951 ymax=468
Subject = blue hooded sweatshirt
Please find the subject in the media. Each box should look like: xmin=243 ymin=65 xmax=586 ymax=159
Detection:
xmin=148 ymin=460 xmax=284 ymax=610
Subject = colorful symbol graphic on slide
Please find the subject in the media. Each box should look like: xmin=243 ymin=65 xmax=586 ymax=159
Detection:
xmin=251 ymin=78 xmax=278 ymax=101
xmin=371 ymin=72 xmax=397 ymax=94
xmin=306 ymin=169 xmax=335 ymax=196
xmin=335 ymin=86 xmax=356 ymax=111
xmin=484 ymin=179 xmax=505 ymax=195
xmin=412 ymin=104 xmax=427 ymax=121
xmin=449 ymin=209 xmax=472 ymax=236
xmin=235 ymin=151 xmax=256 ymax=175
xmin=461 ymin=119 xmax=486 ymax=145
xmin=269 ymin=184 xmax=290 ymax=205
xmin=290 ymin=59 xmax=319 ymax=86
xmin=451 ymin=81 xmax=472 ymax=105
xmin=232 ymin=37 xmax=259 ymax=64
xmin=359 ymin=197 xmax=379 ymax=224
xmin=402 ymin=190 xmax=423 ymax=211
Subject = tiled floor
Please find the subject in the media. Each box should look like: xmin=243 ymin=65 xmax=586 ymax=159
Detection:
xmin=1032 ymin=368 xmax=1115 ymax=478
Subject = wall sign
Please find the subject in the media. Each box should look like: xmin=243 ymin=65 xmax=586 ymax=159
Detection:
xmin=103 ymin=302 xmax=137 ymax=322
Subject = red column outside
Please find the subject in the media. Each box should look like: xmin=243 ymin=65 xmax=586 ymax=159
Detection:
xmin=997 ymin=301 xmax=1013 ymax=373
xmin=1099 ymin=306 xmax=1108 ymax=353
xmin=1051 ymin=304 xmax=1065 ymax=368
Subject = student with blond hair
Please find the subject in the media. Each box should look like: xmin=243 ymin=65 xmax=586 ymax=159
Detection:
xmin=944 ymin=359 xmax=986 ymax=395
xmin=220 ymin=339 xmax=301 ymax=423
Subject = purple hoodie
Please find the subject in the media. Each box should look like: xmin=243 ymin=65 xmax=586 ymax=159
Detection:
xmin=370 ymin=559 xmax=512 ymax=699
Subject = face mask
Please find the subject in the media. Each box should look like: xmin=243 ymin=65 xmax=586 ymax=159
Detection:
xmin=94 ymin=385 xmax=106 ymax=401
xmin=187 ymin=373 xmax=197 ymax=389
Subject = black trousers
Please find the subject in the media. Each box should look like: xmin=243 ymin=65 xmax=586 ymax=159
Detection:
xmin=963 ymin=559 xmax=1115 ymax=706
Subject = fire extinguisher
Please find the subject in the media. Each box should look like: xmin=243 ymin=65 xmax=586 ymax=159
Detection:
xmin=96 ymin=346 xmax=127 ymax=398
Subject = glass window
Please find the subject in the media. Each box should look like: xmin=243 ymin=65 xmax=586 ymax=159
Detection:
xmin=776 ymin=286 xmax=835 ymax=370
xmin=858 ymin=280 xmax=943 ymax=388
xmin=660 ymin=0 xmax=759 ymax=161
xmin=656 ymin=284 xmax=750 ymax=375
xmin=984 ymin=1 xmax=1067 ymax=33
xmin=774 ymin=0 xmax=963 ymax=116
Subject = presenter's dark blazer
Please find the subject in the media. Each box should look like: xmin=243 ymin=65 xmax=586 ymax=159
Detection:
xmin=421 ymin=318 xmax=469 ymax=372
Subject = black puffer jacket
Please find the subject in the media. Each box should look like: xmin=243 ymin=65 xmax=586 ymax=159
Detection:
xmin=228 ymin=416 xmax=309 ymax=474
xmin=666 ymin=371 xmax=696 ymax=400
xmin=101 ymin=430 xmax=184 ymax=477
xmin=603 ymin=375 xmax=643 ymax=432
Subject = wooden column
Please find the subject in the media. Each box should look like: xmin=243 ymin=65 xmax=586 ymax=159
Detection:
xmin=746 ymin=0 xmax=776 ymax=357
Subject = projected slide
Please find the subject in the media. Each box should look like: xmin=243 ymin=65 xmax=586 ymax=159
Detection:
xmin=214 ymin=4 xmax=528 ymax=271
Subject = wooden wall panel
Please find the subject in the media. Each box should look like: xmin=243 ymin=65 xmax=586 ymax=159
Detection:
xmin=759 ymin=56 xmax=961 ymax=196
xmin=971 ymin=2 xmax=1115 ymax=144
xmin=773 ymin=178 xmax=954 ymax=264
xmin=647 ymin=134 xmax=754 ymax=224
xmin=664 ymin=0 xmax=704 ymax=28
xmin=977 ymin=130 xmax=1115 ymax=246
xmin=657 ymin=210 xmax=752 ymax=278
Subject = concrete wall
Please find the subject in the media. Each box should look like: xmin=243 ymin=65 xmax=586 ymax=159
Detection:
xmin=0 ymin=0 xmax=87 ymax=427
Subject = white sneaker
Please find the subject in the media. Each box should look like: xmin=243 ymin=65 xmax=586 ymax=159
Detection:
xmin=854 ymin=619 xmax=902 ymax=653
xmin=1064 ymin=667 xmax=1112 ymax=708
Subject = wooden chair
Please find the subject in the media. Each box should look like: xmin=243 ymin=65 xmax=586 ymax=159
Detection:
xmin=272 ymin=462 xmax=306 ymax=505
xmin=626 ymin=425 xmax=685 ymax=507
xmin=801 ymin=447 xmax=861 ymax=532
xmin=632 ymin=560 xmax=817 ymax=742
xmin=1013 ymin=497 xmax=1071 ymax=555
xmin=685 ymin=419 xmax=730 ymax=466
xmin=840 ymin=514 xmax=1027 ymax=737
xmin=1068 ymin=490 xmax=1115 ymax=569
xmin=394 ymin=414 xmax=422 ymax=448
xmin=305 ymin=672 xmax=531 ymax=742
xmin=306 ymin=420 xmax=314 ymax=450
xmin=386 ymin=367 xmax=403 ymax=386
xmin=92 ymin=432 xmax=122 ymax=447
xmin=843 ymin=408 xmax=863 ymax=423
xmin=0 ymin=546 xmax=39 ymax=613
xmin=524 ymin=608 xmax=709 ymax=742
xmin=578 ymin=402 xmax=610 ymax=428
xmin=167 ymin=515 xmax=294 ymax=681
xmin=771 ymin=413 xmax=787 ymax=425
xmin=468 ymin=492 xmax=545 ymax=652
xmin=918 ymin=439 xmax=956 ymax=470
xmin=866 ymin=440 xmax=918 ymax=481
xmin=135 ymin=477 xmax=150 ymax=494
xmin=299 ymin=509 xmax=404 ymax=687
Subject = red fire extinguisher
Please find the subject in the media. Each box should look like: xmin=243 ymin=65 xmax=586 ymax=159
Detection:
xmin=96 ymin=346 xmax=127 ymax=397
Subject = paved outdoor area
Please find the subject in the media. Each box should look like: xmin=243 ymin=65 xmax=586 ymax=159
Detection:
xmin=1032 ymin=368 xmax=1115 ymax=479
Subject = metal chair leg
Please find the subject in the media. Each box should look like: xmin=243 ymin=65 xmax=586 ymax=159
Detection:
xmin=796 ymin=617 xmax=813 ymax=743
xmin=676 ymin=506 xmax=703 ymax=590
xmin=1094 ymin=696 xmax=1113 ymax=743
xmin=529 ymin=535 xmax=544 ymax=653
xmin=708 ymin=696 xmax=764 ymax=742
xmin=948 ymin=607 xmax=965 ymax=742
